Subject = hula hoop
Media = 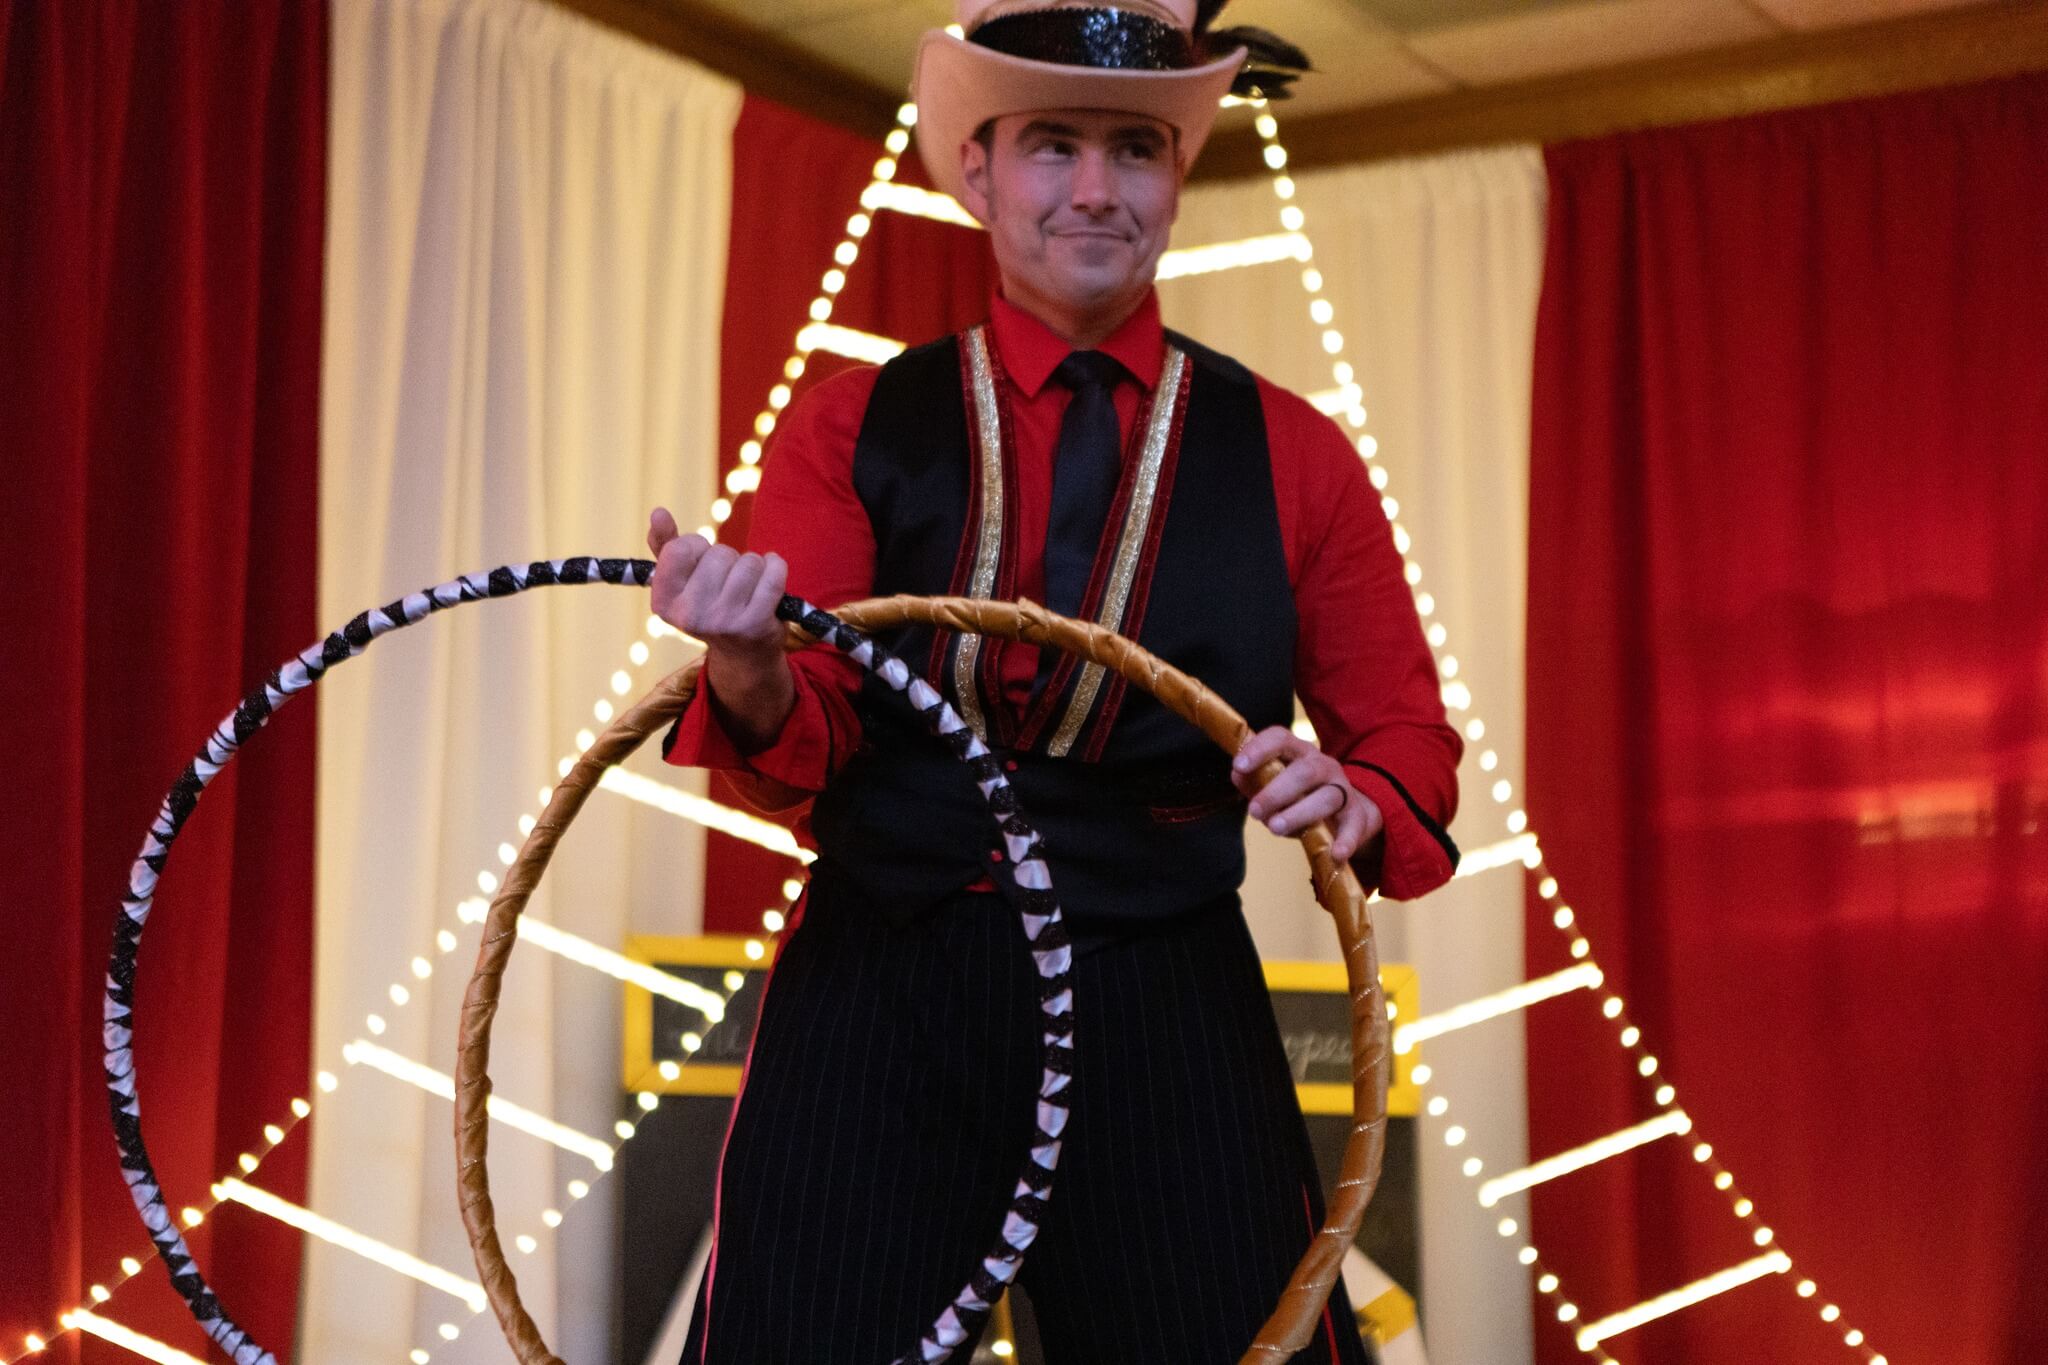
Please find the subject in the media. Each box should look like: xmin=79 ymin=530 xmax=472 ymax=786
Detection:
xmin=102 ymin=558 xmax=651 ymax=1365
xmin=104 ymin=559 xmax=1388 ymax=1365
xmin=458 ymin=591 xmax=1391 ymax=1365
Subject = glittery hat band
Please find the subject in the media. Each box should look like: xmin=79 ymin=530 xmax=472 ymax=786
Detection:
xmin=968 ymin=7 xmax=1197 ymax=72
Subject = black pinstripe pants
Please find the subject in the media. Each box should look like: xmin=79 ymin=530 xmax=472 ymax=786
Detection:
xmin=678 ymin=871 xmax=1370 ymax=1365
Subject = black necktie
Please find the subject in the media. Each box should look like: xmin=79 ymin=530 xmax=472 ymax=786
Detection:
xmin=1042 ymin=350 xmax=1127 ymax=624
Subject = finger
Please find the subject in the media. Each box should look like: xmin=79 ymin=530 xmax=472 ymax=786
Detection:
xmin=713 ymin=553 xmax=767 ymax=620
xmin=1234 ymin=737 xmax=1303 ymax=800
xmin=647 ymin=506 xmax=681 ymax=557
xmin=1247 ymin=750 xmax=1333 ymax=821
xmin=744 ymin=552 xmax=789 ymax=625
xmin=678 ymin=543 xmax=739 ymax=623
xmin=1231 ymin=725 xmax=1302 ymax=790
xmin=654 ymin=534 xmax=707 ymax=603
xmin=1264 ymin=773 xmax=1347 ymax=837
xmin=1332 ymin=789 xmax=1384 ymax=863
xmin=659 ymin=531 xmax=709 ymax=577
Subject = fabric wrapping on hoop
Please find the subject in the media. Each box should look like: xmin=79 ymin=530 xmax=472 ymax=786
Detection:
xmin=460 ymin=592 xmax=1390 ymax=1365
xmin=102 ymin=559 xmax=652 ymax=1365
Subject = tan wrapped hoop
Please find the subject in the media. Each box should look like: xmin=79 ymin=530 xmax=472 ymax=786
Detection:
xmin=455 ymin=594 xmax=1389 ymax=1364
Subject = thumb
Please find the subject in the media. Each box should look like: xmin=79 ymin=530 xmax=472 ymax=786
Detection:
xmin=647 ymin=506 xmax=680 ymax=556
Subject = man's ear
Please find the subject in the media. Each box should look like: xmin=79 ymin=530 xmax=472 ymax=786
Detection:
xmin=960 ymin=136 xmax=994 ymax=225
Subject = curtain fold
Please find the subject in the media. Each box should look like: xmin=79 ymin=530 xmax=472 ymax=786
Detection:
xmin=1164 ymin=144 xmax=1548 ymax=1365
xmin=1527 ymin=74 xmax=2048 ymax=1365
xmin=0 ymin=2 xmax=326 ymax=1358
xmin=314 ymin=0 xmax=738 ymax=1358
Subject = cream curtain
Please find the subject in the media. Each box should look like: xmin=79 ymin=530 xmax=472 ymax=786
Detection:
xmin=312 ymin=1 xmax=739 ymax=1359
xmin=1161 ymin=143 xmax=1548 ymax=1365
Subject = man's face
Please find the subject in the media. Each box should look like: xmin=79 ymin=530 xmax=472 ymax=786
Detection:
xmin=960 ymin=109 xmax=1182 ymax=324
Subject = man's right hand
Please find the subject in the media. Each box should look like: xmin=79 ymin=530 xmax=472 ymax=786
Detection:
xmin=647 ymin=507 xmax=797 ymax=751
xmin=647 ymin=507 xmax=789 ymax=664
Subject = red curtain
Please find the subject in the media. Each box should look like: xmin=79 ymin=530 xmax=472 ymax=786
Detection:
xmin=1526 ymin=76 xmax=2048 ymax=1364
xmin=0 ymin=3 xmax=325 ymax=1358
xmin=704 ymin=94 xmax=996 ymax=932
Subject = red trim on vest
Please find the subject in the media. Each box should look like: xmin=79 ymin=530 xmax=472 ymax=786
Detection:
xmin=980 ymin=338 xmax=1027 ymax=747
xmin=926 ymin=337 xmax=989 ymax=690
xmin=1013 ymin=365 xmax=1170 ymax=753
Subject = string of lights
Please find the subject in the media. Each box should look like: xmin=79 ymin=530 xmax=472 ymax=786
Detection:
xmin=1240 ymin=103 xmax=1889 ymax=1362
xmin=50 ymin=100 xmax=966 ymax=1365
xmin=398 ymin=869 xmax=807 ymax=1364
xmin=10 ymin=1072 xmax=331 ymax=1361
xmin=25 ymin=94 xmax=1884 ymax=1365
xmin=20 ymin=101 xmax=962 ymax=1365
xmin=700 ymin=100 xmax=930 ymax=547
xmin=12 ymin=618 xmax=805 ymax=1364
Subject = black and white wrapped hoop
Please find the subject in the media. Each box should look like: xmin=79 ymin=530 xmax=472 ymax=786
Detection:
xmin=104 ymin=559 xmax=1072 ymax=1365
xmin=780 ymin=595 xmax=1075 ymax=1365
xmin=103 ymin=559 xmax=650 ymax=1365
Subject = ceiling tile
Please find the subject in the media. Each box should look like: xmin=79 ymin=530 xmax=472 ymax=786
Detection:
xmin=658 ymin=0 xmax=1997 ymax=132
xmin=679 ymin=0 xmax=847 ymax=30
xmin=1744 ymin=0 xmax=1994 ymax=29
xmin=1223 ymin=0 xmax=1461 ymax=114
xmin=681 ymin=0 xmax=886 ymax=32
xmin=1406 ymin=0 xmax=1781 ymax=84
xmin=1341 ymin=0 xmax=1591 ymax=35
xmin=760 ymin=0 xmax=1454 ymax=121
xmin=1279 ymin=45 xmax=1461 ymax=118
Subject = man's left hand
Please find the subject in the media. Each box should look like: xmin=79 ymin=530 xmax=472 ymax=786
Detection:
xmin=1232 ymin=726 xmax=1384 ymax=863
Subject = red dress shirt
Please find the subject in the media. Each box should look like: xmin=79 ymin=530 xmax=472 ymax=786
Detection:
xmin=667 ymin=290 xmax=1462 ymax=899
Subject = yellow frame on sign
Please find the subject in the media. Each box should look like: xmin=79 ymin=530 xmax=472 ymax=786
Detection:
xmin=1262 ymin=960 xmax=1420 ymax=1118
xmin=621 ymin=934 xmax=777 ymax=1097
xmin=624 ymin=936 xmax=1417 ymax=1120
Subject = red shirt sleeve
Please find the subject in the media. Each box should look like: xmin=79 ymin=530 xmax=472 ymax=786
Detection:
xmin=1263 ymin=378 xmax=1464 ymax=900
xmin=662 ymin=365 xmax=879 ymax=800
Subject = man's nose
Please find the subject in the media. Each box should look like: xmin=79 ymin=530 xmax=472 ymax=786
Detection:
xmin=1070 ymin=149 xmax=1116 ymax=214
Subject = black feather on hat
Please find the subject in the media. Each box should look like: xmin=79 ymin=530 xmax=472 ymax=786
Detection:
xmin=1194 ymin=0 xmax=1312 ymax=99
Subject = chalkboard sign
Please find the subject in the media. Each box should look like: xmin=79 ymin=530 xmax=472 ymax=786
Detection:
xmin=1264 ymin=961 xmax=1420 ymax=1118
xmin=625 ymin=938 xmax=1420 ymax=1120
xmin=616 ymin=938 xmax=1425 ymax=1363
xmin=621 ymin=935 xmax=778 ymax=1095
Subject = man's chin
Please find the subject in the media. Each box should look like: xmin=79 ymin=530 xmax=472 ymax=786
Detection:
xmin=1043 ymin=254 xmax=1147 ymax=299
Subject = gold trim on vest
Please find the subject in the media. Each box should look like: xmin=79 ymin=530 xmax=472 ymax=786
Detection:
xmin=1047 ymin=345 xmax=1189 ymax=757
xmin=950 ymin=325 xmax=1005 ymax=740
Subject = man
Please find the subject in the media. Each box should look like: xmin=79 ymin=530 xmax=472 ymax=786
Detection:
xmin=651 ymin=1 xmax=1460 ymax=1360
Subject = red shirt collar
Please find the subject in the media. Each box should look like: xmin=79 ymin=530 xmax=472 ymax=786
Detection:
xmin=988 ymin=289 xmax=1166 ymax=398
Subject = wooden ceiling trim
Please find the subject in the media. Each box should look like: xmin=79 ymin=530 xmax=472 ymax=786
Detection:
xmin=1196 ymin=1 xmax=2048 ymax=179
xmin=550 ymin=0 xmax=903 ymax=138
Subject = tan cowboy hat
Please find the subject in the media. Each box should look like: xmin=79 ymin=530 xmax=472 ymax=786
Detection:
xmin=912 ymin=0 xmax=1264 ymax=207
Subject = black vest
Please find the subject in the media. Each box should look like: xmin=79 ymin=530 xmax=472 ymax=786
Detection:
xmin=809 ymin=327 xmax=1296 ymax=925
